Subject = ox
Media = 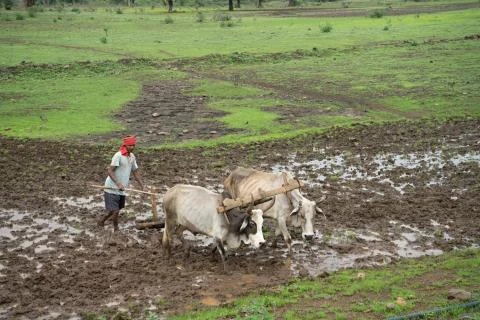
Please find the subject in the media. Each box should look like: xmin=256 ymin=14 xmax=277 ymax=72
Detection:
xmin=162 ymin=184 xmax=265 ymax=271
xmin=223 ymin=167 xmax=324 ymax=252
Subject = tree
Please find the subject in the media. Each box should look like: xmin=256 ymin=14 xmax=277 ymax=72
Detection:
xmin=228 ymin=0 xmax=233 ymax=11
xmin=4 ymin=0 xmax=14 ymax=10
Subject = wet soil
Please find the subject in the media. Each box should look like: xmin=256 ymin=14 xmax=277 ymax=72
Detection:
xmin=1 ymin=115 xmax=479 ymax=319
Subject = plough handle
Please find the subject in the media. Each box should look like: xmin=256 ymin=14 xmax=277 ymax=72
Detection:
xmin=90 ymin=184 xmax=157 ymax=196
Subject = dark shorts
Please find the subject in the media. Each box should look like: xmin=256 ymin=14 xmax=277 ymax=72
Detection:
xmin=104 ymin=192 xmax=126 ymax=211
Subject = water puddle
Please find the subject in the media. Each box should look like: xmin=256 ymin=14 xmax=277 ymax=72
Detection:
xmin=287 ymin=221 xmax=456 ymax=277
xmin=271 ymin=149 xmax=480 ymax=193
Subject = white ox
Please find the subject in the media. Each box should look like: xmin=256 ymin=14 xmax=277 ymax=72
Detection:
xmin=223 ymin=167 xmax=323 ymax=252
xmin=162 ymin=184 xmax=265 ymax=271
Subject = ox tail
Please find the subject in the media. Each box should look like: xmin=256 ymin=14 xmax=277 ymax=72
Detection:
xmin=162 ymin=222 xmax=170 ymax=258
xmin=162 ymin=197 xmax=173 ymax=258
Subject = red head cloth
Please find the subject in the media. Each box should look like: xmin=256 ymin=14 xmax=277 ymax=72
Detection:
xmin=122 ymin=135 xmax=137 ymax=146
xmin=120 ymin=135 xmax=137 ymax=156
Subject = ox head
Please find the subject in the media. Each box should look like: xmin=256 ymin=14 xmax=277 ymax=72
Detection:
xmin=290 ymin=198 xmax=323 ymax=241
xmin=239 ymin=208 xmax=265 ymax=248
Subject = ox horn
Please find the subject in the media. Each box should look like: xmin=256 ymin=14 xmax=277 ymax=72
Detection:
xmin=253 ymin=196 xmax=274 ymax=206
xmin=290 ymin=200 xmax=302 ymax=216
xmin=250 ymin=196 xmax=275 ymax=214
xmin=239 ymin=217 xmax=249 ymax=232
xmin=262 ymin=196 xmax=276 ymax=212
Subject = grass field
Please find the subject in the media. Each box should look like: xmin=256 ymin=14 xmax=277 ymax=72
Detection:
xmin=1 ymin=3 xmax=479 ymax=144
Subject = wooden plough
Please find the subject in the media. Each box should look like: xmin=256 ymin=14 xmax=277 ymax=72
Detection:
xmin=90 ymin=184 xmax=164 ymax=229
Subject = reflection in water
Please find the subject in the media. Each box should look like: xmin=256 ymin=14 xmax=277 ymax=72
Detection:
xmin=271 ymin=150 xmax=480 ymax=193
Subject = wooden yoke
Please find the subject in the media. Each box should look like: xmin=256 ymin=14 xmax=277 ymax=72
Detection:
xmin=217 ymin=179 xmax=304 ymax=213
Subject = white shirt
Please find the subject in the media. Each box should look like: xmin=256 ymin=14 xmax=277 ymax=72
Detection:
xmin=104 ymin=151 xmax=138 ymax=195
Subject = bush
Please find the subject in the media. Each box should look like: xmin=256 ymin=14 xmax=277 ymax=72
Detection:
xmin=321 ymin=23 xmax=332 ymax=33
xmin=220 ymin=20 xmax=234 ymax=27
xmin=369 ymin=9 xmax=384 ymax=18
xmin=16 ymin=13 xmax=24 ymax=20
xmin=213 ymin=11 xmax=231 ymax=22
xmin=27 ymin=8 xmax=37 ymax=17
xmin=4 ymin=0 xmax=14 ymax=10
xmin=164 ymin=16 xmax=173 ymax=24
xmin=195 ymin=11 xmax=204 ymax=23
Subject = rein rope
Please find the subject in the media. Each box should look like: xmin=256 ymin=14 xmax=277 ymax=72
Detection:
xmin=282 ymin=172 xmax=302 ymax=211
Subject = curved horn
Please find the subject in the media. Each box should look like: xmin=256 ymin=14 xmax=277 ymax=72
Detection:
xmin=239 ymin=217 xmax=249 ymax=232
xmin=263 ymin=196 xmax=276 ymax=212
xmin=290 ymin=200 xmax=302 ymax=216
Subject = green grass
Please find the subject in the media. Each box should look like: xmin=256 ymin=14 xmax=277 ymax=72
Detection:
xmin=1 ymin=7 xmax=479 ymax=66
xmin=163 ymin=248 xmax=480 ymax=320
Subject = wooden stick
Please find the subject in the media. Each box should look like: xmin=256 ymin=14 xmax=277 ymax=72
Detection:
xmin=150 ymin=187 xmax=158 ymax=221
xmin=90 ymin=184 xmax=157 ymax=196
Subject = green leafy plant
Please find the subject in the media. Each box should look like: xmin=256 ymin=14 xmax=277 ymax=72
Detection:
xmin=370 ymin=9 xmax=384 ymax=18
xmin=320 ymin=23 xmax=332 ymax=33
xmin=195 ymin=11 xmax=205 ymax=23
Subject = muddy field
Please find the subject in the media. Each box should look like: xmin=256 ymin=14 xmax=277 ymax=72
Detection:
xmin=1 ymin=103 xmax=479 ymax=319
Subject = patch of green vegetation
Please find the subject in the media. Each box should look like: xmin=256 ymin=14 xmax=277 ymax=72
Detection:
xmin=1 ymin=8 xmax=479 ymax=66
xmin=210 ymin=98 xmax=286 ymax=130
xmin=0 ymin=76 xmax=136 ymax=138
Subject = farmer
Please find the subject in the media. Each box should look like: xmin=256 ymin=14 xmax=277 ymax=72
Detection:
xmin=98 ymin=135 xmax=144 ymax=231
